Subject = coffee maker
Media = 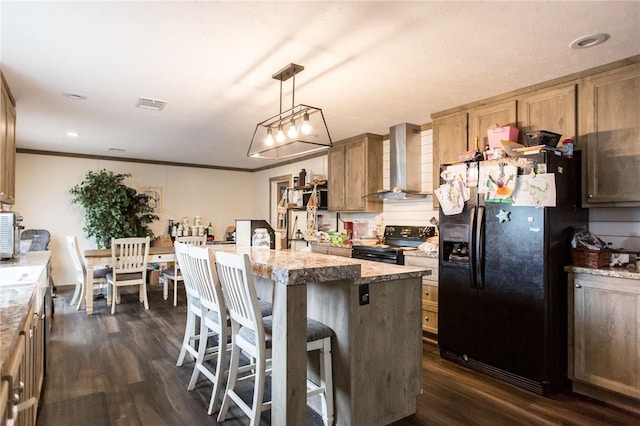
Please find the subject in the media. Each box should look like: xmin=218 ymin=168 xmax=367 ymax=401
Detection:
xmin=0 ymin=212 xmax=23 ymax=259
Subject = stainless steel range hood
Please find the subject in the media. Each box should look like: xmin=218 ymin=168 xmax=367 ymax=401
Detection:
xmin=376 ymin=123 xmax=427 ymax=199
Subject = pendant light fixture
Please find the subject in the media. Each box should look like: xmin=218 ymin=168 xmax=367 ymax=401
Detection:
xmin=248 ymin=63 xmax=332 ymax=160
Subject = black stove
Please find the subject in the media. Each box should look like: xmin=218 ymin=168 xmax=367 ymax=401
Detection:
xmin=351 ymin=225 xmax=436 ymax=265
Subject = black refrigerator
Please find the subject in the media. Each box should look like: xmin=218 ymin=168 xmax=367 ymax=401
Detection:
xmin=438 ymin=152 xmax=588 ymax=395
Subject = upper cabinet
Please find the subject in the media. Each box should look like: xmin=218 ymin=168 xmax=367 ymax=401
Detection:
xmin=517 ymin=84 xmax=577 ymax=142
xmin=328 ymin=133 xmax=383 ymax=212
xmin=1 ymin=71 xmax=17 ymax=205
xmin=468 ymin=100 xmax=517 ymax=149
xmin=431 ymin=55 xmax=640 ymax=208
xmin=432 ymin=112 xmax=468 ymax=208
xmin=581 ymin=63 xmax=640 ymax=207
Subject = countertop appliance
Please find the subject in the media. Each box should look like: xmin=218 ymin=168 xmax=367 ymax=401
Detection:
xmin=0 ymin=211 xmax=23 ymax=259
xmin=438 ymin=152 xmax=588 ymax=395
xmin=351 ymin=225 xmax=436 ymax=264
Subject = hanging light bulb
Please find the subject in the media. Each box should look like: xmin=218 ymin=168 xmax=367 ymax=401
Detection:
xmin=288 ymin=117 xmax=298 ymax=138
xmin=265 ymin=128 xmax=274 ymax=146
xmin=301 ymin=111 xmax=312 ymax=135
xmin=276 ymin=123 xmax=286 ymax=143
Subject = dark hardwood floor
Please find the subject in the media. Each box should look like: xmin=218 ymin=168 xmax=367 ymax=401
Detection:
xmin=38 ymin=286 xmax=639 ymax=426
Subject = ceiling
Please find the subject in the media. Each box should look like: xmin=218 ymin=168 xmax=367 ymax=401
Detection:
xmin=2 ymin=1 xmax=639 ymax=171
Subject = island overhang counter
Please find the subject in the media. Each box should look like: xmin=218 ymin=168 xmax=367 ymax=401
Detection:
xmin=209 ymin=245 xmax=430 ymax=426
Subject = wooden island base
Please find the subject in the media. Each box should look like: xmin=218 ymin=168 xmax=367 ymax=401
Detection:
xmin=256 ymin=275 xmax=422 ymax=426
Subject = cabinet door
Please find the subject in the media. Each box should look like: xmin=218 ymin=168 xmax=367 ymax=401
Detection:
xmin=432 ymin=112 xmax=468 ymax=209
xmin=327 ymin=146 xmax=345 ymax=211
xmin=581 ymin=64 xmax=640 ymax=206
xmin=573 ymin=274 xmax=640 ymax=399
xmin=0 ymin=84 xmax=8 ymax=204
xmin=518 ymin=83 xmax=577 ymax=143
xmin=469 ymin=100 xmax=517 ymax=149
xmin=344 ymin=140 xmax=365 ymax=210
xmin=4 ymin=99 xmax=16 ymax=204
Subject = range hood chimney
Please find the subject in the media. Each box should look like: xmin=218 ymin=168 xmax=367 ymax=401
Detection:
xmin=377 ymin=123 xmax=427 ymax=199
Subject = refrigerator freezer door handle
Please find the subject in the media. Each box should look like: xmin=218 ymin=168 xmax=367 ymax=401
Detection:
xmin=469 ymin=206 xmax=477 ymax=289
xmin=476 ymin=206 xmax=485 ymax=289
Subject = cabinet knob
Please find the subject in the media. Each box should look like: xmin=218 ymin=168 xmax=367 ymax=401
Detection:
xmin=588 ymin=194 xmax=594 ymax=198
xmin=424 ymin=316 xmax=429 ymax=322
xmin=424 ymin=290 xmax=429 ymax=296
xmin=575 ymin=283 xmax=582 ymax=288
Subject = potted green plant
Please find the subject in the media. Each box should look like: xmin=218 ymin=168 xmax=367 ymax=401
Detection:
xmin=70 ymin=169 xmax=159 ymax=248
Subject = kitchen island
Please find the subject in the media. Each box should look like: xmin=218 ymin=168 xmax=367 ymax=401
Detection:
xmin=210 ymin=245 xmax=430 ymax=426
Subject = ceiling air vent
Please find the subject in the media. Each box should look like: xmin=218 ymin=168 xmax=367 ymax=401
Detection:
xmin=136 ymin=97 xmax=167 ymax=111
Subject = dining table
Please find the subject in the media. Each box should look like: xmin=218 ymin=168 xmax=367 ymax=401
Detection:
xmin=82 ymin=246 xmax=176 ymax=315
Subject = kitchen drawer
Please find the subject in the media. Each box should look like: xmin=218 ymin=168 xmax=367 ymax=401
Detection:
xmin=310 ymin=244 xmax=329 ymax=255
xmin=422 ymin=283 xmax=438 ymax=303
xmin=422 ymin=306 xmax=438 ymax=335
xmin=326 ymin=246 xmax=352 ymax=258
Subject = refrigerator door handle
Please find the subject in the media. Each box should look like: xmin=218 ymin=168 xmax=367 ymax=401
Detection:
xmin=469 ymin=206 xmax=477 ymax=289
xmin=475 ymin=205 xmax=485 ymax=289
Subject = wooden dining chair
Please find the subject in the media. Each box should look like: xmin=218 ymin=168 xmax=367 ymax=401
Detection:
xmin=215 ymin=251 xmax=334 ymax=426
xmin=65 ymin=235 xmax=110 ymax=310
xmin=105 ymin=237 xmax=150 ymax=314
xmin=181 ymin=245 xmax=229 ymax=414
xmin=175 ymin=241 xmax=208 ymax=368
xmin=162 ymin=235 xmax=206 ymax=306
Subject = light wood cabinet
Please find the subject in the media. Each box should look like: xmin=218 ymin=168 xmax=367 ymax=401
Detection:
xmin=581 ymin=63 xmax=640 ymax=207
xmin=310 ymin=243 xmax=352 ymax=258
xmin=432 ymin=112 xmax=467 ymax=209
xmin=1 ymin=71 xmax=17 ymax=205
xmin=517 ymin=83 xmax=577 ymax=143
xmin=568 ymin=272 xmax=640 ymax=413
xmin=404 ymin=255 xmax=438 ymax=343
xmin=468 ymin=100 xmax=517 ymax=150
xmin=327 ymin=133 xmax=383 ymax=212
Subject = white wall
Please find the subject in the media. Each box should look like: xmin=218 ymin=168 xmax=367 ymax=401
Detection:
xmin=14 ymin=153 xmax=254 ymax=286
xmin=589 ymin=207 xmax=640 ymax=251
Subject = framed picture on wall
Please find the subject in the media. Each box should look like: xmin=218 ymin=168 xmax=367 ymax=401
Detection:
xmin=140 ymin=186 xmax=162 ymax=212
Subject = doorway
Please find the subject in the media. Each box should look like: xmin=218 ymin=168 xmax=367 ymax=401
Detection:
xmin=269 ymin=174 xmax=292 ymax=247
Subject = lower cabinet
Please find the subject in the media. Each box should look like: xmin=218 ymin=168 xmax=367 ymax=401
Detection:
xmin=568 ymin=272 xmax=640 ymax=414
xmin=404 ymin=255 xmax=439 ymax=343
xmin=1 ymin=298 xmax=45 ymax=426
xmin=310 ymin=243 xmax=352 ymax=258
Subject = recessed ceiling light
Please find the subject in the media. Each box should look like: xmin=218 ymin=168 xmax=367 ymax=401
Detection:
xmin=569 ymin=33 xmax=610 ymax=49
xmin=66 ymin=131 xmax=80 ymax=137
xmin=62 ymin=92 xmax=88 ymax=100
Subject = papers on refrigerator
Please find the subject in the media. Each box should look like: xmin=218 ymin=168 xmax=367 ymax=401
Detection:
xmin=513 ymin=173 xmax=557 ymax=207
xmin=435 ymin=173 xmax=470 ymax=216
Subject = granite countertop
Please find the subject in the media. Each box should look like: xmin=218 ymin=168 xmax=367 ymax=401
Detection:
xmin=565 ymin=264 xmax=640 ymax=280
xmin=0 ymin=251 xmax=50 ymax=374
xmin=209 ymin=246 xmax=430 ymax=286
xmin=404 ymin=250 xmax=439 ymax=259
